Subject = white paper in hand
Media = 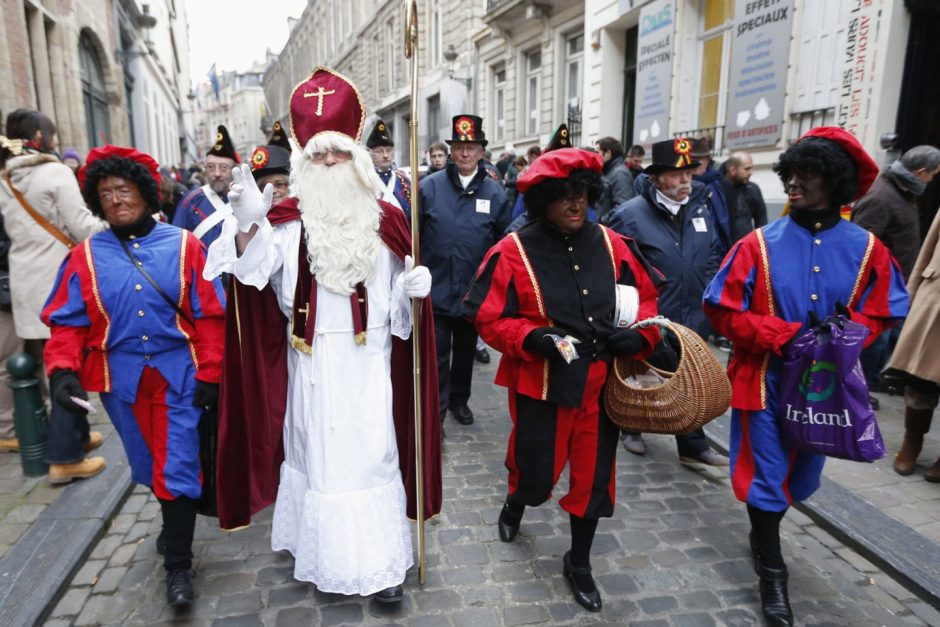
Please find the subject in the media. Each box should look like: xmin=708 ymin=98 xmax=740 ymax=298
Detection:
xmin=70 ymin=396 xmax=96 ymax=414
xmin=615 ymin=285 xmax=640 ymax=328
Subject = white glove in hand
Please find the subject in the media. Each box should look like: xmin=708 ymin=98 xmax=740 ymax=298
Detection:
xmin=398 ymin=255 xmax=431 ymax=299
xmin=229 ymin=163 xmax=273 ymax=233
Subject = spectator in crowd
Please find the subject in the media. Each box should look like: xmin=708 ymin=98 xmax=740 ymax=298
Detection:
xmin=61 ymin=147 xmax=82 ymax=178
xmin=427 ymin=141 xmax=448 ymax=173
xmin=495 ymin=147 xmax=515 ymax=179
xmin=526 ymin=145 xmax=542 ymax=166
xmin=0 ymin=157 xmax=16 ymax=453
xmin=481 ymin=148 xmax=502 ymax=182
xmin=172 ymin=125 xmax=239 ymax=246
xmin=464 ymin=148 xmax=662 ymax=613
xmin=366 ymin=119 xmax=411 ymax=213
xmin=605 ymin=138 xmax=728 ymax=468
xmin=852 ymin=145 xmax=940 ymax=398
xmin=721 ymin=151 xmax=768 ymax=245
xmin=888 ymin=203 xmax=940 ymax=481
xmin=594 ymin=137 xmax=635 ymax=217
xmin=704 ymin=127 xmax=907 ymax=626
xmin=158 ymin=167 xmax=188 ymax=223
xmin=43 ymin=145 xmax=226 ymax=605
xmin=691 ymin=138 xmax=731 ymax=254
xmin=626 ymin=144 xmax=645 ymax=178
xmin=419 ymin=115 xmax=511 ymax=426
xmin=0 ymin=109 xmax=107 ymax=482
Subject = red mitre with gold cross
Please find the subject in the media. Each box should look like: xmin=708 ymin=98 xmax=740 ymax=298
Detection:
xmin=289 ymin=67 xmax=366 ymax=148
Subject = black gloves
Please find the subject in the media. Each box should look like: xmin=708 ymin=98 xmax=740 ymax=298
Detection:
xmin=50 ymin=369 xmax=89 ymax=414
xmin=835 ymin=301 xmax=850 ymax=317
xmin=192 ymin=381 xmax=220 ymax=409
xmin=523 ymin=327 xmax=566 ymax=359
xmin=607 ymin=328 xmax=647 ymax=357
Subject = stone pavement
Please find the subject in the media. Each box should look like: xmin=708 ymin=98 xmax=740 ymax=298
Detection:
xmin=46 ymin=355 xmax=940 ymax=626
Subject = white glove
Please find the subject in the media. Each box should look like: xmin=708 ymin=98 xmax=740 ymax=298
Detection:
xmin=229 ymin=163 xmax=273 ymax=233
xmin=398 ymin=255 xmax=431 ymax=299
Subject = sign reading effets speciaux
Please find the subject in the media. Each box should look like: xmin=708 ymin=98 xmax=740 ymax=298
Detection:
xmin=633 ymin=0 xmax=674 ymax=146
xmin=724 ymin=0 xmax=793 ymax=150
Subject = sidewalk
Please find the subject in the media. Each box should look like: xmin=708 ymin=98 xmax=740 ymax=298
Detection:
xmin=28 ymin=355 xmax=940 ymax=625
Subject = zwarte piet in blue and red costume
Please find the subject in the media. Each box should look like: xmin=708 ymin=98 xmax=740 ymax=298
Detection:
xmin=464 ymin=148 xmax=663 ymax=612
xmin=172 ymin=124 xmax=240 ymax=246
xmin=703 ymin=127 xmax=908 ymax=625
xmin=41 ymin=145 xmax=226 ymax=606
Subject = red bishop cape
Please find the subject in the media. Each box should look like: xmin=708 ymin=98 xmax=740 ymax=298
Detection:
xmin=216 ymin=197 xmax=443 ymax=530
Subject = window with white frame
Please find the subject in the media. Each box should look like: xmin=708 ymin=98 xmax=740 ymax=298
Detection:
xmin=696 ymin=0 xmax=734 ymax=132
xmin=564 ymin=32 xmax=584 ymax=119
xmin=387 ymin=20 xmax=397 ymax=91
xmin=524 ymin=49 xmax=541 ymax=137
xmin=493 ymin=66 xmax=506 ymax=142
xmin=429 ymin=0 xmax=443 ymax=67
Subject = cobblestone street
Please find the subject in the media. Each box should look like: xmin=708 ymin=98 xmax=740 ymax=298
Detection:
xmin=44 ymin=357 xmax=940 ymax=626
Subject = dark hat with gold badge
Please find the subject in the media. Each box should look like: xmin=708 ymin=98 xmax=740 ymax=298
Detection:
xmin=249 ymin=145 xmax=291 ymax=181
xmin=445 ymin=114 xmax=487 ymax=148
xmin=366 ymin=119 xmax=393 ymax=149
xmin=267 ymin=120 xmax=292 ymax=151
xmin=207 ymin=124 xmax=240 ymax=163
xmin=546 ymin=123 xmax=570 ymax=152
xmin=644 ymin=138 xmax=700 ymax=175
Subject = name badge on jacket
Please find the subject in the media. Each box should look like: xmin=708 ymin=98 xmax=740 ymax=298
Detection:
xmin=476 ymin=199 xmax=491 ymax=214
xmin=692 ymin=217 xmax=708 ymax=233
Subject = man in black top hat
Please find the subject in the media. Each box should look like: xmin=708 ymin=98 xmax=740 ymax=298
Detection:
xmin=605 ymin=138 xmax=728 ymax=467
xmin=366 ymin=119 xmax=411 ymax=213
xmin=418 ymin=114 xmax=511 ymax=426
xmin=173 ymin=124 xmax=239 ymax=246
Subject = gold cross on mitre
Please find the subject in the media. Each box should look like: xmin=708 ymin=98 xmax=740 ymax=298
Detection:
xmin=303 ymin=86 xmax=336 ymax=116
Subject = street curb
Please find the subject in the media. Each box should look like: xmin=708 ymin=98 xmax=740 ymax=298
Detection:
xmin=704 ymin=416 xmax=940 ymax=611
xmin=0 ymin=435 xmax=133 ymax=626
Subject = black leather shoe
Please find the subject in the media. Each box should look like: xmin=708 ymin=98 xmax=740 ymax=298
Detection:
xmin=756 ymin=561 xmax=794 ymax=626
xmin=156 ymin=530 xmax=166 ymax=555
xmin=475 ymin=347 xmax=491 ymax=364
xmin=450 ymin=404 xmax=474 ymax=425
xmin=166 ymin=568 xmax=194 ymax=606
xmin=374 ymin=585 xmax=403 ymax=603
xmin=562 ymin=551 xmax=602 ymax=612
xmin=498 ymin=503 xmax=521 ymax=543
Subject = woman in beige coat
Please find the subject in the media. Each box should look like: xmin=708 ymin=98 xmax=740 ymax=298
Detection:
xmin=0 ymin=109 xmax=106 ymax=482
xmin=888 ymin=206 xmax=940 ymax=481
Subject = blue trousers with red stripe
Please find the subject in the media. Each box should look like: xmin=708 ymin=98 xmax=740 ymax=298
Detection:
xmin=101 ymin=366 xmax=202 ymax=501
xmin=505 ymin=361 xmax=619 ymax=519
xmin=729 ymin=367 xmax=826 ymax=512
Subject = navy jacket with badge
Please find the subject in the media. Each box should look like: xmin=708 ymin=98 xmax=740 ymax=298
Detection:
xmin=604 ymin=177 xmax=721 ymax=337
xmin=418 ymin=162 xmax=511 ymax=317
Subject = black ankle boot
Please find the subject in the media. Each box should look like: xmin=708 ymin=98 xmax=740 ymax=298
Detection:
xmin=562 ymin=551 xmax=602 ymax=612
xmin=374 ymin=584 xmax=403 ymax=603
xmin=756 ymin=561 xmax=793 ymax=626
xmin=166 ymin=568 xmax=194 ymax=606
xmin=497 ymin=501 xmax=523 ymax=543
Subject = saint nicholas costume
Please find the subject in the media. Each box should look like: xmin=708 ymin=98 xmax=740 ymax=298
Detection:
xmin=205 ymin=67 xmax=441 ymax=596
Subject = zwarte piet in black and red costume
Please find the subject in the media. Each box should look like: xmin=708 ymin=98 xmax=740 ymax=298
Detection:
xmin=463 ymin=148 xmax=663 ymax=612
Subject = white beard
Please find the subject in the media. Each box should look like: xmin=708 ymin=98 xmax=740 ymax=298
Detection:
xmin=293 ymin=133 xmax=384 ymax=295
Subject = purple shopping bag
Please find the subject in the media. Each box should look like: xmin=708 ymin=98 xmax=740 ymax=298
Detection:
xmin=777 ymin=316 xmax=886 ymax=462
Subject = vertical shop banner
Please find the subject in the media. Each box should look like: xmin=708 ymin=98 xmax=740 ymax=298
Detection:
xmin=836 ymin=0 xmax=884 ymax=144
xmin=633 ymin=0 xmax=674 ymax=145
xmin=725 ymin=0 xmax=793 ymax=150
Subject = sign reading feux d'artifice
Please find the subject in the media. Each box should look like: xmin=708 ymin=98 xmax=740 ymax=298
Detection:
xmin=633 ymin=0 xmax=674 ymax=146
xmin=724 ymin=0 xmax=793 ymax=150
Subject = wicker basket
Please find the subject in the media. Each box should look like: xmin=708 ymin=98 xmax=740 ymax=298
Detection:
xmin=604 ymin=319 xmax=731 ymax=434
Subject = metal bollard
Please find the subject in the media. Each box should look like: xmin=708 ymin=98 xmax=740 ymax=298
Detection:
xmin=7 ymin=353 xmax=49 ymax=476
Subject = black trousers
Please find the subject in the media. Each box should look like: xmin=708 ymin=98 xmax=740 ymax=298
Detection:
xmin=434 ymin=314 xmax=477 ymax=414
xmin=160 ymin=496 xmax=198 ymax=571
xmin=45 ymin=403 xmax=91 ymax=464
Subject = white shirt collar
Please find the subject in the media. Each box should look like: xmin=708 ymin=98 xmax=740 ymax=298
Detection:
xmin=655 ymin=188 xmax=689 ymax=216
